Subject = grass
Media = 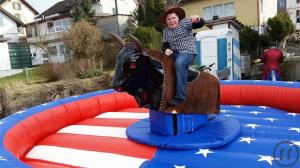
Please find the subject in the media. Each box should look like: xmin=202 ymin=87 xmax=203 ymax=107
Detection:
xmin=0 ymin=67 xmax=47 ymax=88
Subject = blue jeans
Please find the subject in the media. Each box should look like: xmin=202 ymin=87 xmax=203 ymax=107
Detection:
xmin=172 ymin=52 xmax=195 ymax=100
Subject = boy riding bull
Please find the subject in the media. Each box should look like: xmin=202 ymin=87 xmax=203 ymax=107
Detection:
xmin=159 ymin=5 xmax=205 ymax=106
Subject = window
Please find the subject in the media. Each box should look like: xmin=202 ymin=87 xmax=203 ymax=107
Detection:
xmin=56 ymin=19 xmax=71 ymax=32
xmin=54 ymin=20 xmax=63 ymax=32
xmin=297 ymin=0 xmax=300 ymax=4
xmin=224 ymin=3 xmax=235 ymax=17
xmin=59 ymin=45 xmax=65 ymax=55
xmin=17 ymin=27 xmax=23 ymax=33
xmin=203 ymin=3 xmax=235 ymax=20
xmin=297 ymin=10 xmax=300 ymax=23
xmin=0 ymin=16 xmax=3 ymax=27
xmin=214 ymin=5 xmax=224 ymax=18
xmin=47 ymin=22 xmax=54 ymax=34
xmin=42 ymin=53 xmax=48 ymax=58
xmin=14 ymin=13 xmax=21 ymax=20
xmin=26 ymin=26 xmax=38 ymax=37
xmin=12 ymin=2 xmax=21 ymax=10
xmin=48 ymin=46 xmax=57 ymax=56
xmin=203 ymin=7 xmax=213 ymax=20
xmin=62 ymin=19 xmax=71 ymax=30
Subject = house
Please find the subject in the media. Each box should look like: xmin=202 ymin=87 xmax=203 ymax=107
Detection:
xmin=26 ymin=0 xmax=73 ymax=65
xmin=26 ymin=0 xmax=137 ymax=65
xmin=0 ymin=0 xmax=38 ymax=40
xmin=0 ymin=7 xmax=32 ymax=71
xmin=0 ymin=6 xmax=23 ymax=42
xmin=287 ymin=0 xmax=300 ymax=30
xmin=0 ymin=0 xmax=38 ymax=23
xmin=181 ymin=0 xmax=278 ymax=34
xmin=94 ymin=0 xmax=137 ymax=38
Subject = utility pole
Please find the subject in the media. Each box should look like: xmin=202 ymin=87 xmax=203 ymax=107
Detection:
xmin=115 ymin=0 xmax=119 ymax=14
xmin=114 ymin=0 xmax=120 ymax=36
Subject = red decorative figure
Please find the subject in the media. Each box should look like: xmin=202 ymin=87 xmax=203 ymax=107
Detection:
xmin=262 ymin=46 xmax=284 ymax=81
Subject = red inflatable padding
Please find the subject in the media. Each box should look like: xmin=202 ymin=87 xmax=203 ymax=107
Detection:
xmin=221 ymin=85 xmax=300 ymax=113
xmin=4 ymin=92 xmax=138 ymax=159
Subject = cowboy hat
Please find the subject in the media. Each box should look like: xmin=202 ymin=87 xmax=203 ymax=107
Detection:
xmin=159 ymin=5 xmax=186 ymax=24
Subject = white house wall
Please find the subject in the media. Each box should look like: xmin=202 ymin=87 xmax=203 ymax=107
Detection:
xmin=30 ymin=45 xmax=44 ymax=65
xmin=1 ymin=0 xmax=36 ymax=24
xmin=93 ymin=0 xmax=137 ymax=15
xmin=259 ymin=0 xmax=277 ymax=33
xmin=0 ymin=11 xmax=19 ymax=42
xmin=47 ymin=42 xmax=66 ymax=63
xmin=97 ymin=15 xmax=130 ymax=38
xmin=287 ymin=0 xmax=300 ymax=30
xmin=31 ymin=41 xmax=66 ymax=65
xmin=0 ymin=42 xmax=11 ymax=70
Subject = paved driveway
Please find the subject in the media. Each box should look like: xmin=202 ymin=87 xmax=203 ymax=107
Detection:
xmin=0 ymin=69 xmax=23 ymax=78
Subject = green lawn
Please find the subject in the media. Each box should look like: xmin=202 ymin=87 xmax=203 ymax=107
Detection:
xmin=0 ymin=68 xmax=47 ymax=88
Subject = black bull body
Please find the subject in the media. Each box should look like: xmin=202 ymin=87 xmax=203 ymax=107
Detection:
xmin=111 ymin=33 xmax=220 ymax=114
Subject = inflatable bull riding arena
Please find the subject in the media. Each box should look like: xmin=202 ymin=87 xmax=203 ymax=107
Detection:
xmin=0 ymin=34 xmax=300 ymax=168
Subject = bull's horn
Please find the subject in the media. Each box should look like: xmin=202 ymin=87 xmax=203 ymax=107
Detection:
xmin=109 ymin=32 xmax=126 ymax=47
xmin=128 ymin=34 xmax=143 ymax=52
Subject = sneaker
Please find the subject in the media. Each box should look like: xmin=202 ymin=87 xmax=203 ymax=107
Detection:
xmin=167 ymin=97 xmax=185 ymax=107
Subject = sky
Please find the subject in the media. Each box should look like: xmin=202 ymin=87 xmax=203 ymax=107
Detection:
xmin=26 ymin=0 xmax=63 ymax=13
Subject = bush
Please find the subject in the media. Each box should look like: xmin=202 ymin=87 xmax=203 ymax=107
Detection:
xmin=267 ymin=12 xmax=294 ymax=42
xmin=133 ymin=26 xmax=162 ymax=50
xmin=239 ymin=26 xmax=260 ymax=56
xmin=40 ymin=63 xmax=75 ymax=82
xmin=101 ymin=39 xmax=122 ymax=70
xmin=64 ymin=20 xmax=102 ymax=65
xmin=40 ymin=58 xmax=99 ymax=81
xmin=78 ymin=69 xmax=102 ymax=79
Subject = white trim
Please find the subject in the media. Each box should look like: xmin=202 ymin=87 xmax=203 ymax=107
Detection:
xmin=96 ymin=112 xmax=148 ymax=119
xmin=26 ymin=145 xmax=145 ymax=168
xmin=57 ymin=125 xmax=127 ymax=138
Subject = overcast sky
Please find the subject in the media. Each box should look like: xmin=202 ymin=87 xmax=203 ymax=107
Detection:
xmin=26 ymin=0 xmax=63 ymax=13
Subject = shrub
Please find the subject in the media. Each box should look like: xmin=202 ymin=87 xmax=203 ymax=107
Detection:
xmin=133 ymin=26 xmax=162 ymax=50
xmin=64 ymin=20 xmax=102 ymax=67
xmin=78 ymin=69 xmax=102 ymax=79
xmin=40 ymin=63 xmax=75 ymax=82
xmin=101 ymin=39 xmax=121 ymax=70
xmin=267 ymin=12 xmax=294 ymax=42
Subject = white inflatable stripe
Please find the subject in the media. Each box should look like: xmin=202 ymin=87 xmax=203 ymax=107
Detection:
xmin=57 ymin=125 xmax=127 ymax=138
xmin=26 ymin=145 xmax=145 ymax=168
xmin=96 ymin=112 xmax=148 ymax=119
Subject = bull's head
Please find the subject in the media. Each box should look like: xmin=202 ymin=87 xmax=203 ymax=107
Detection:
xmin=110 ymin=33 xmax=144 ymax=89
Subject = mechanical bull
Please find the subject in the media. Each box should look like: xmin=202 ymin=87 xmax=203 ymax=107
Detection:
xmin=111 ymin=33 xmax=220 ymax=115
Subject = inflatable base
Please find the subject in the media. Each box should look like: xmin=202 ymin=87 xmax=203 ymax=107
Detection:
xmin=126 ymin=115 xmax=241 ymax=149
xmin=149 ymin=110 xmax=208 ymax=136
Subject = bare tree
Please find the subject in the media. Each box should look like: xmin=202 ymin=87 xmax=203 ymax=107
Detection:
xmin=0 ymin=88 xmax=10 ymax=118
xmin=27 ymin=21 xmax=63 ymax=63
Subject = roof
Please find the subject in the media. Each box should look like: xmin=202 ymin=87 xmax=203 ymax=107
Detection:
xmin=0 ymin=7 xmax=24 ymax=25
xmin=0 ymin=0 xmax=39 ymax=15
xmin=36 ymin=0 xmax=74 ymax=19
xmin=205 ymin=16 xmax=245 ymax=30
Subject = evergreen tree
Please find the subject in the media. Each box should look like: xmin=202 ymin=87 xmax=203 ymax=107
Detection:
xmin=133 ymin=3 xmax=145 ymax=26
xmin=144 ymin=0 xmax=164 ymax=32
xmin=71 ymin=0 xmax=96 ymax=25
xmin=133 ymin=0 xmax=164 ymax=32
xmin=267 ymin=12 xmax=294 ymax=43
